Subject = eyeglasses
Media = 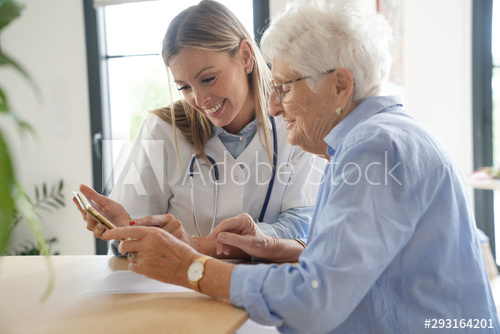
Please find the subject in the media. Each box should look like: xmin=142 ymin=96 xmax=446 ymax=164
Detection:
xmin=270 ymin=69 xmax=336 ymax=103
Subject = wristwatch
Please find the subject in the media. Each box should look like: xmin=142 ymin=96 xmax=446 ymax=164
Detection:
xmin=187 ymin=255 xmax=212 ymax=292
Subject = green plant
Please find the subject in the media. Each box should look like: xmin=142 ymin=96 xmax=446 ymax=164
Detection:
xmin=12 ymin=180 xmax=65 ymax=228
xmin=0 ymin=0 xmax=54 ymax=300
xmin=9 ymin=180 xmax=65 ymax=256
xmin=11 ymin=237 xmax=59 ymax=256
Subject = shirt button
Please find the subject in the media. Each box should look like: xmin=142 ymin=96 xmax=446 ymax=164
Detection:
xmin=311 ymin=280 xmax=319 ymax=289
xmin=239 ymin=137 xmax=243 ymax=141
xmin=234 ymin=176 xmax=238 ymax=181
xmin=240 ymin=164 xmax=244 ymax=169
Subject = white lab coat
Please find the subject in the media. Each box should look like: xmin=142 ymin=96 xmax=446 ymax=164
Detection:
xmin=109 ymin=114 xmax=325 ymax=237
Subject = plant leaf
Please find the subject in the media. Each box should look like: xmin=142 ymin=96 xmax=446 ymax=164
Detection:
xmin=0 ymin=85 xmax=35 ymax=135
xmin=12 ymin=183 xmax=54 ymax=301
xmin=7 ymin=110 xmax=34 ymax=133
xmin=47 ymin=237 xmax=57 ymax=243
xmin=52 ymin=197 xmax=65 ymax=207
xmin=45 ymin=201 xmax=60 ymax=210
xmin=0 ymin=51 xmax=41 ymax=103
xmin=0 ymin=51 xmax=33 ymax=87
xmin=0 ymin=133 xmax=15 ymax=253
xmin=0 ymin=0 xmax=23 ymax=31
xmin=42 ymin=183 xmax=47 ymax=197
xmin=0 ymin=0 xmax=54 ymax=301
xmin=0 ymin=86 xmax=9 ymax=112
xmin=37 ymin=204 xmax=53 ymax=213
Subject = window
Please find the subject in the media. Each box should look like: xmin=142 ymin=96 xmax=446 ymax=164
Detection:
xmin=103 ymin=1 xmax=254 ymax=144
xmin=493 ymin=1 xmax=500 ymax=167
xmin=492 ymin=0 xmax=500 ymax=261
xmin=472 ymin=0 xmax=496 ymax=264
xmin=83 ymin=0 xmax=268 ymax=254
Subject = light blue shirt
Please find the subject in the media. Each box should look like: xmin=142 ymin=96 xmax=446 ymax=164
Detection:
xmin=213 ymin=119 xmax=313 ymax=242
xmin=230 ymin=96 xmax=499 ymax=333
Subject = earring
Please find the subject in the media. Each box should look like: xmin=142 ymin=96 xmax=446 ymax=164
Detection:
xmin=335 ymin=107 xmax=342 ymax=116
xmin=246 ymin=68 xmax=251 ymax=73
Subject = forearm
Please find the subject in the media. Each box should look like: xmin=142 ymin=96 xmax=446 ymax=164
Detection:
xmin=197 ymin=241 xmax=302 ymax=303
xmin=194 ymin=236 xmax=251 ymax=260
xmin=265 ymin=238 xmax=304 ymax=262
xmin=198 ymin=260 xmax=235 ymax=304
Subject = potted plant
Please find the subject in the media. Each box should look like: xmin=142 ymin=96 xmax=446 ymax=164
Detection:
xmin=0 ymin=0 xmax=54 ymax=300
xmin=9 ymin=180 xmax=65 ymax=255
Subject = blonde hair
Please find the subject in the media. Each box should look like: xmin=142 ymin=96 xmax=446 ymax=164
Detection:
xmin=153 ymin=0 xmax=273 ymax=164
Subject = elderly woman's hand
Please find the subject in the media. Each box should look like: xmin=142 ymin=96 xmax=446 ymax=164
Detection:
xmin=208 ymin=213 xmax=306 ymax=262
xmin=127 ymin=213 xmax=252 ymax=259
xmin=73 ymin=184 xmax=132 ymax=240
xmin=103 ymin=226 xmax=199 ymax=286
xmin=131 ymin=214 xmax=197 ymax=250
xmin=207 ymin=213 xmax=278 ymax=259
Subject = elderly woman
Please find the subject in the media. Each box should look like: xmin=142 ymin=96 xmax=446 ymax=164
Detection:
xmin=104 ymin=0 xmax=499 ymax=332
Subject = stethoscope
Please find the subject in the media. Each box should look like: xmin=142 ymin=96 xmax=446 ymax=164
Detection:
xmin=189 ymin=116 xmax=278 ymax=236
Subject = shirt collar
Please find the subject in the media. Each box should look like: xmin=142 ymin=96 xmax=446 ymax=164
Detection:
xmin=324 ymin=95 xmax=403 ymax=157
xmin=210 ymin=117 xmax=273 ymax=139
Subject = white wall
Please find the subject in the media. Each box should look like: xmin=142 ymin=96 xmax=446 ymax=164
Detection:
xmin=0 ymin=0 xmax=474 ymax=255
xmin=270 ymin=0 xmax=473 ymax=175
xmin=0 ymin=0 xmax=95 ymax=254
xmin=403 ymin=0 xmax=472 ymax=175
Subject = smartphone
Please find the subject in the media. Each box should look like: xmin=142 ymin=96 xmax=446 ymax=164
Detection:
xmin=73 ymin=190 xmax=124 ymax=229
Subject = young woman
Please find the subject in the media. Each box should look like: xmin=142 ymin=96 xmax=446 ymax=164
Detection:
xmin=77 ymin=0 xmax=324 ymax=257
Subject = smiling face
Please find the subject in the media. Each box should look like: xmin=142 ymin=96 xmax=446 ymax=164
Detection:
xmin=268 ymin=59 xmax=335 ymax=157
xmin=268 ymin=58 xmax=357 ymax=158
xmin=168 ymin=44 xmax=255 ymax=134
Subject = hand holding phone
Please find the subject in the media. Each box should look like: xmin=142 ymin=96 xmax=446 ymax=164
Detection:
xmin=73 ymin=190 xmax=124 ymax=229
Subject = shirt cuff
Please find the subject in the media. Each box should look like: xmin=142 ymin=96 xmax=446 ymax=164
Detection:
xmin=230 ymin=263 xmax=282 ymax=326
xmin=109 ymin=239 xmax=127 ymax=257
xmin=230 ymin=264 xmax=269 ymax=308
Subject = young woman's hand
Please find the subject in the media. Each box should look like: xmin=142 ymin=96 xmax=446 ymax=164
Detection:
xmin=73 ymin=184 xmax=132 ymax=240
xmin=131 ymin=214 xmax=197 ymax=249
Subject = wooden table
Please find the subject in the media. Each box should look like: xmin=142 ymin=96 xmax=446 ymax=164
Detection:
xmin=0 ymin=255 xmax=248 ymax=334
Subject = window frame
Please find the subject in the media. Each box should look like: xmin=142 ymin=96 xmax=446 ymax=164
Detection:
xmin=472 ymin=0 xmax=495 ymax=263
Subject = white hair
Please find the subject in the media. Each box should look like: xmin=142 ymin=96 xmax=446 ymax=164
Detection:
xmin=261 ymin=0 xmax=393 ymax=101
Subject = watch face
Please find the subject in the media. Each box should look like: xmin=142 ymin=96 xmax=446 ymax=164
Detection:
xmin=188 ymin=261 xmax=204 ymax=282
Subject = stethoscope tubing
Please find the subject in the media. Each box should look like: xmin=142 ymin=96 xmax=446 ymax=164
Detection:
xmin=190 ymin=155 xmax=219 ymax=236
xmin=189 ymin=116 xmax=278 ymax=236
xmin=258 ymin=116 xmax=277 ymax=222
